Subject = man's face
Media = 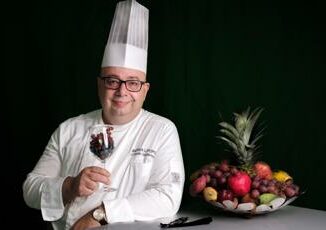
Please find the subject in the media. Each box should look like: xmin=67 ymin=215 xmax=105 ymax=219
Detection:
xmin=98 ymin=67 xmax=150 ymax=124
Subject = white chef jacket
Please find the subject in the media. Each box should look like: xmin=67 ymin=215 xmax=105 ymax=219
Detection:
xmin=23 ymin=109 xmax=185 ymax=230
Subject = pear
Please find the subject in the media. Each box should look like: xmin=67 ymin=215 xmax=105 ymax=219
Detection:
xmin=259 ymin=193 xmax=277 ymax=205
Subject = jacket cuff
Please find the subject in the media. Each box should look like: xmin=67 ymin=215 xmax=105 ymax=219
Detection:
xmin=103 ymin=197 xmax=134 ymax=223
xmin=40 ymin=177 xmax=66 ymax=221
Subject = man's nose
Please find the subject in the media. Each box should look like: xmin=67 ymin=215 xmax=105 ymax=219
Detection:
xmin=116 ymin=82 xmax=128 ymax=94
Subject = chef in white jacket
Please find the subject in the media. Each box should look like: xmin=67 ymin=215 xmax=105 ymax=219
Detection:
xmin=22 ymin=0 xmax=185 ymax=229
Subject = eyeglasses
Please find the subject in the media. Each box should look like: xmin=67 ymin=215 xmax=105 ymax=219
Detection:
xmin=99 ymin=76 xmax=147 ymax=92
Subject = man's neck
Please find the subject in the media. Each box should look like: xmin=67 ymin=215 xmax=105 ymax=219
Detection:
xmin=102 ymin=109 xmax=141 ymax=125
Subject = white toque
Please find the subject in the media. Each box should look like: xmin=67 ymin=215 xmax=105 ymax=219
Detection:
xmin=101 ymin=0 xmax=149 ymax=74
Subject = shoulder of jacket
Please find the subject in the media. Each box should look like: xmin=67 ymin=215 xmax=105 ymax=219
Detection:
xmin=142 ymin=109 xmax=176 ymax=129
xmin=58 ymin=109 xmax=101 ymax=128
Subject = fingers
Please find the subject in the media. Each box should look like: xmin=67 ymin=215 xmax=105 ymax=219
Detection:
xmin=83 ymin=177 xmax=99 ymax=191
xmin=85 ymin=166 xmax=110 ymax=185
xmin=73 ymin=166 xmax=111 ymax=197
xmin=88 ymin=172 xmax=110 ymax=185
xmin=89 ymin=166 xmax=111 ymax=178
xmin=72 ymin=175 xmax=95 ymax=197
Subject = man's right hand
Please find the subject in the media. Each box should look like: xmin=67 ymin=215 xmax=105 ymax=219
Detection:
xmin=62 ymin=166 xmax=110 ymax=205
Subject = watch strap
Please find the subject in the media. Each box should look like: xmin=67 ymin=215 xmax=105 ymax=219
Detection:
xmin=99 ymin=218 xmax=108 ymax=225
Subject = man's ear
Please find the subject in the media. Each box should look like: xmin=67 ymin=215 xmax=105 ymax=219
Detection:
xmin=143 ymin=82 xmax=150 ymax=100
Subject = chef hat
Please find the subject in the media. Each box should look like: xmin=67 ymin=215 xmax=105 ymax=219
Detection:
xmin=101 ymin=0 xmax=149 ymax=74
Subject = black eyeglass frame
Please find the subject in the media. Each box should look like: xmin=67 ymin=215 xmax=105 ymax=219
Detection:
xmin=99 ymin=76 xmax=147 ymax=92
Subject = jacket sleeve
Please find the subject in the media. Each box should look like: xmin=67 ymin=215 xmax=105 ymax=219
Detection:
xmin=22 ymin=126 xmax=66 ymax=221
xmin=103 ymin=123 xmax=185 ymax=223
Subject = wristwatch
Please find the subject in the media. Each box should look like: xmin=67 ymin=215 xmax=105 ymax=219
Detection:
xmin=92 ymin=207 xmax=108 ymax=225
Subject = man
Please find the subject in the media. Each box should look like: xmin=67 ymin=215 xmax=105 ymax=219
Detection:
xmin=23 ymin=1 xmax=185 ymax=229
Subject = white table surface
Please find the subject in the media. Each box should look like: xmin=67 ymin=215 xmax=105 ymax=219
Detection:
xmin=92 ymin=205 xmax=326 ymax=230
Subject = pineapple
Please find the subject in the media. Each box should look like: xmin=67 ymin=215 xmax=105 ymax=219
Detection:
xmin=217 ymin=107 xmax=264 ymax=171
xmin=217 ymin=107 xmax=265 ymax=197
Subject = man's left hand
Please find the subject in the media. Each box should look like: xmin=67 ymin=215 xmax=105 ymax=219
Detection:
xmin=70 ymin=211 xmax=100 ymax=230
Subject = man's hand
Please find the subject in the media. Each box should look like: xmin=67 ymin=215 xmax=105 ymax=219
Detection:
xmin=63 ymin=166 xmax=110 ymax=205
xmin=70 ymin=211 xmax=101 ymax=230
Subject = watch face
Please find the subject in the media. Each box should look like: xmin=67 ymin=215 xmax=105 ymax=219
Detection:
xmin=93 ymin=208 xmax=105 ymax=221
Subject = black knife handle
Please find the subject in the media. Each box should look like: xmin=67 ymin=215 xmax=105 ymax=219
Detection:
xmin=160 ymin=217 xmax=212 ymax=228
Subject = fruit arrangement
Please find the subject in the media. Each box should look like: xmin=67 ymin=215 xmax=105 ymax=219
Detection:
xmin=189 ymin=107 xmax=302 ymax=215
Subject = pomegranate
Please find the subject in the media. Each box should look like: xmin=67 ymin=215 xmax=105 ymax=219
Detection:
xmin=227 ymin=171 xmax=252 ymax=196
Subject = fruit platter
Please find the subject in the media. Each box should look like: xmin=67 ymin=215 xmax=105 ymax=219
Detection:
xmin=189 ymin=107 xmax=302 ymax=215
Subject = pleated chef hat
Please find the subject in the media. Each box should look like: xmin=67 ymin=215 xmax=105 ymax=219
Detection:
xmin=101 ymin=0 xmax=149 ymax=74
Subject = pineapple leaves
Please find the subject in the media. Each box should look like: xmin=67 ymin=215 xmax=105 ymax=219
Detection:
xmin=218 ymin=130 xmax=239 ymax=146
xmin=218 ymin=122 xmax=239 ymax=138
xmin=217 ymin=107 xmax=265 ymax=166
xmin=244 ymin=107 xmax=264 ymax=143
xmin=218 ymin=136 xmax=239 ymax=153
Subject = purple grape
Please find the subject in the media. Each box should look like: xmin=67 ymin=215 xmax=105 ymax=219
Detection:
xmin=267 ymin=185 xmax=277 ymax=194
xmin=217 ymin=176 xmax=227 ymax=185
xmin=212 ymin=170 xmax=223 ymax=178
xmin=259 ymin=185 xmax=268 ymax=193
xmin=252 ymin=180 xmax=260 ymax=189
xmin=219 ymin=189 xmax=234 ymax=201
xmin=284 ymin=186 xmax=296 ymax=198
xmin=230 ymin=167 xmax=238 ymax=175
xmin=251 ymin=189 xmax=260 ymax=199
xmin=209 ymin=178 xmax=218 ymax=188
xmin=219 ymin=161 xmax=230 ymax=172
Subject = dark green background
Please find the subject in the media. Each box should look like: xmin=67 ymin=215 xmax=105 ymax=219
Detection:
xmin=5 ymin=0 xmax=325 ymax=227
